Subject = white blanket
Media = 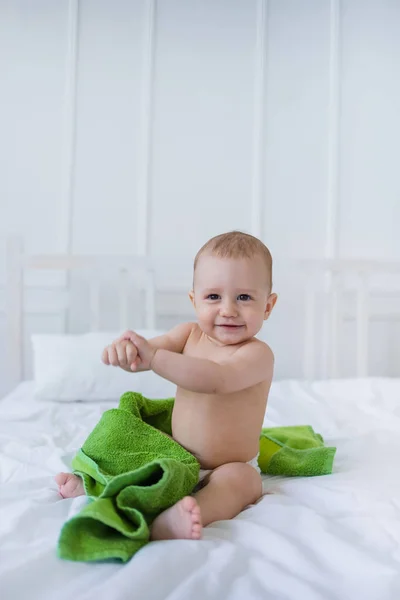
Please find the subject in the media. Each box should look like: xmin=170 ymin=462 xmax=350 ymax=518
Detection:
xmin=1 ymin=379 xmax=400 ymax=600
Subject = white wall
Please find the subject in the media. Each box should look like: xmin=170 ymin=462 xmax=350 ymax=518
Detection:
xmin=1 ymin=0 xmax=400 ymax=395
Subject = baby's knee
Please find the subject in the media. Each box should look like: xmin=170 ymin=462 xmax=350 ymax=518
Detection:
xmin=212 ymin=462 xmax=262 ymax=501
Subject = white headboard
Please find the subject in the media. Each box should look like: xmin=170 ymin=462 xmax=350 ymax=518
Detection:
xmin=5 ymin=237 xmax=400 ymax=386
xmin=5 ymin=237 xmax=156 ymax=388
xmin=300 ymin=259 xmax=400 ymax=379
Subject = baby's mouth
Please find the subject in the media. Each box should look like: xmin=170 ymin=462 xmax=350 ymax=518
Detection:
xmin=216 ymin=324 xmax=244 ymax=328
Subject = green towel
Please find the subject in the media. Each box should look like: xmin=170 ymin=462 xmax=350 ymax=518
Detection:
xmin=57 ymin=392 xmax=200 ymax=563
xmin=258 ymin=425 xmax=336 ymax=477
xmin=57 ymin=395 xmax=336 ymax=563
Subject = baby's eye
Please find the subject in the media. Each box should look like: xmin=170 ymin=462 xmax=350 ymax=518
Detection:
xmin=207 ymin=294 xmax=220 ymax=300
xmin=238 ymin=294 xmax=252 ymax=301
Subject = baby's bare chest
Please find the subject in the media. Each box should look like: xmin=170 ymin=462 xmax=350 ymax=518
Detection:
xmin=183 ymin=339 xmax=236 ymax=363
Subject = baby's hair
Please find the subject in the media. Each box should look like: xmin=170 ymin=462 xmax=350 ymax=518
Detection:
xmin=194 ymin=231 xmax=273 ymax=290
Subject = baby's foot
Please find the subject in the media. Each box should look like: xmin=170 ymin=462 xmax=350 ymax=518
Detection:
xmin=55 ymin=472 xmax=85 ymax=499
xmin=150 ymin=496 xmax=202 ymax=541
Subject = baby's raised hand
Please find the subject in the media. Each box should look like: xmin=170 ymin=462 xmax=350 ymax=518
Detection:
xmin=101 ymin=338 xmax=139 ymax=372
xmin=120 ymin=331 xmax=156 ymax=371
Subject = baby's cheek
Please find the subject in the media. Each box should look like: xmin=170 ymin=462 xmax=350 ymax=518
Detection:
xmin=197 ymin=310 xmax=213 ymax=327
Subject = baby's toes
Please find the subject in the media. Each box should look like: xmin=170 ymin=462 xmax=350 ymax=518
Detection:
xmin=192 ymin=522 xmax=202 ymax=540
xmin=55 ymin=472 xmax=69 ymax=487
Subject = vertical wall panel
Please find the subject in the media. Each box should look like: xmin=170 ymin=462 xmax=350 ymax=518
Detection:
xmin=72 ymin=0 xmax=147 ymax=254
xmin=136 ymin=0 xmax=156 ymax=256
xmin=325 ymin=0 xmax=341 ymax=259
xmin=0 ymin=0 xmax=69 ymax=257
xmin=61 ymin=0 xmax=79 ymax=258
xmin=338 ymin=0 xmax=400 ymax=258
xmin=263 ymin=0 xmax=331 ymax=258
xmin=150 ymin=0 xmax=258 ymax=263
xmin=250 ymin=0 xmax=269 ymax=239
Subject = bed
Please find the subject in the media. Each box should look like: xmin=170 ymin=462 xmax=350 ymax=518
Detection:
xmin=1 ymin=378 xmax=400 ymax=600
xmin=1 ymin=241 xmax=400 ymax=599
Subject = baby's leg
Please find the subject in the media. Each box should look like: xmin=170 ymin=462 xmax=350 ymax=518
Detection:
xmin=150 ymin=462 xmax=262 ymax=541
xmin=193 ymin=462 xmax=262 ymax=526
xmin=55 ymin=472 xmax=85 ymax=498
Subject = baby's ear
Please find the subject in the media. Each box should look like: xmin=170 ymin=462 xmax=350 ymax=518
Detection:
xmin=188 ymin=290 xmax=195 ymax=307
xmin=264 ymin=293 xmax=278 ymax=320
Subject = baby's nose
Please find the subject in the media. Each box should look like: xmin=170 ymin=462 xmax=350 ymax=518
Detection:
xmin=219 ymin=301 xmax=238 ymax=317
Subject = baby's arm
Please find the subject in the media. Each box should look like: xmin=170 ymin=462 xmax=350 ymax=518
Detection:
xmin=129 ymin=332 xmax=273 ymax=393
xmin=151 ymin=341 xmax=274 ymax=393
xmin=102 ymin=322 xmax=195 ymax=372
xmin=145 ymin=322 xmax=195 ymax=355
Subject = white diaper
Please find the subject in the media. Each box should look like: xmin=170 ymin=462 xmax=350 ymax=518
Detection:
xmin=197 ymin=454 xmax=260 ymax=484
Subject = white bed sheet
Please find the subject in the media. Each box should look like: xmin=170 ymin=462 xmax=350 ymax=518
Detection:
xmin=1 ymin=378 xmax=400 ymax=600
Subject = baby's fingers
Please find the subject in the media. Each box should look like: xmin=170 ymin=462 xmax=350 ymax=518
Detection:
xmin=126 ymin=344 xmax=137 ymax=366
xmin=116 ymin=330 xmax=135 ymax=344
xmin=116 ymin=343 xmax=128 ymax=367
xmin=130 ymin=357 xmax=142 ymax=371
xmin=108 ymin=345 xmax=119 ymax=366
xmin=101 ymin=347 xmax=110 ymax=365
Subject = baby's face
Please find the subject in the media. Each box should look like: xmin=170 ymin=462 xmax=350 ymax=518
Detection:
xmin=190 ymin=254 xmax=276 ymax=345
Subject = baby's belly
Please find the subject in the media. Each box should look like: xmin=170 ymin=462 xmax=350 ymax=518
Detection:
xmin=172 ymin=400 xmax=262 ymax=469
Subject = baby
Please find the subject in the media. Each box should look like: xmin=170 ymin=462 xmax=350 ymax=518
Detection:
xmin=56 ymin=231 xmax=277 ymax=541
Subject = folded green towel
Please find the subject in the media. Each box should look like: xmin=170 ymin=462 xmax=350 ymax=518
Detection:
xmin=259 ymin=425 xmax=336 ymax=477
xmin=57 ymin=395 xmax=336 ymax=563
xmin=57 ymin=392 xmax=200 ymax=563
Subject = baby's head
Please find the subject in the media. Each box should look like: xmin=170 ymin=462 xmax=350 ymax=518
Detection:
xmin=189 ymin=231 xmax=277 ymax=345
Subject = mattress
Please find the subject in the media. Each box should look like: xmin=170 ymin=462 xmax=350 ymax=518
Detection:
xmin=1 ymin=378 xmax=400 ymax=600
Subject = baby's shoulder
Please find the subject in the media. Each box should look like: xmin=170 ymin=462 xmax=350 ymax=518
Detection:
xmin=238 ymin=337 xmax=274 ymax=364
xmin=178 ymin=322 xmax=201 ymax=351
xmin=182 ymin=322 xmax=201 ymax=340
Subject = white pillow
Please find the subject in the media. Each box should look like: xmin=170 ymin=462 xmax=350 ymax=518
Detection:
xmin=32 ymin=331 xmax=177 ymax=402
